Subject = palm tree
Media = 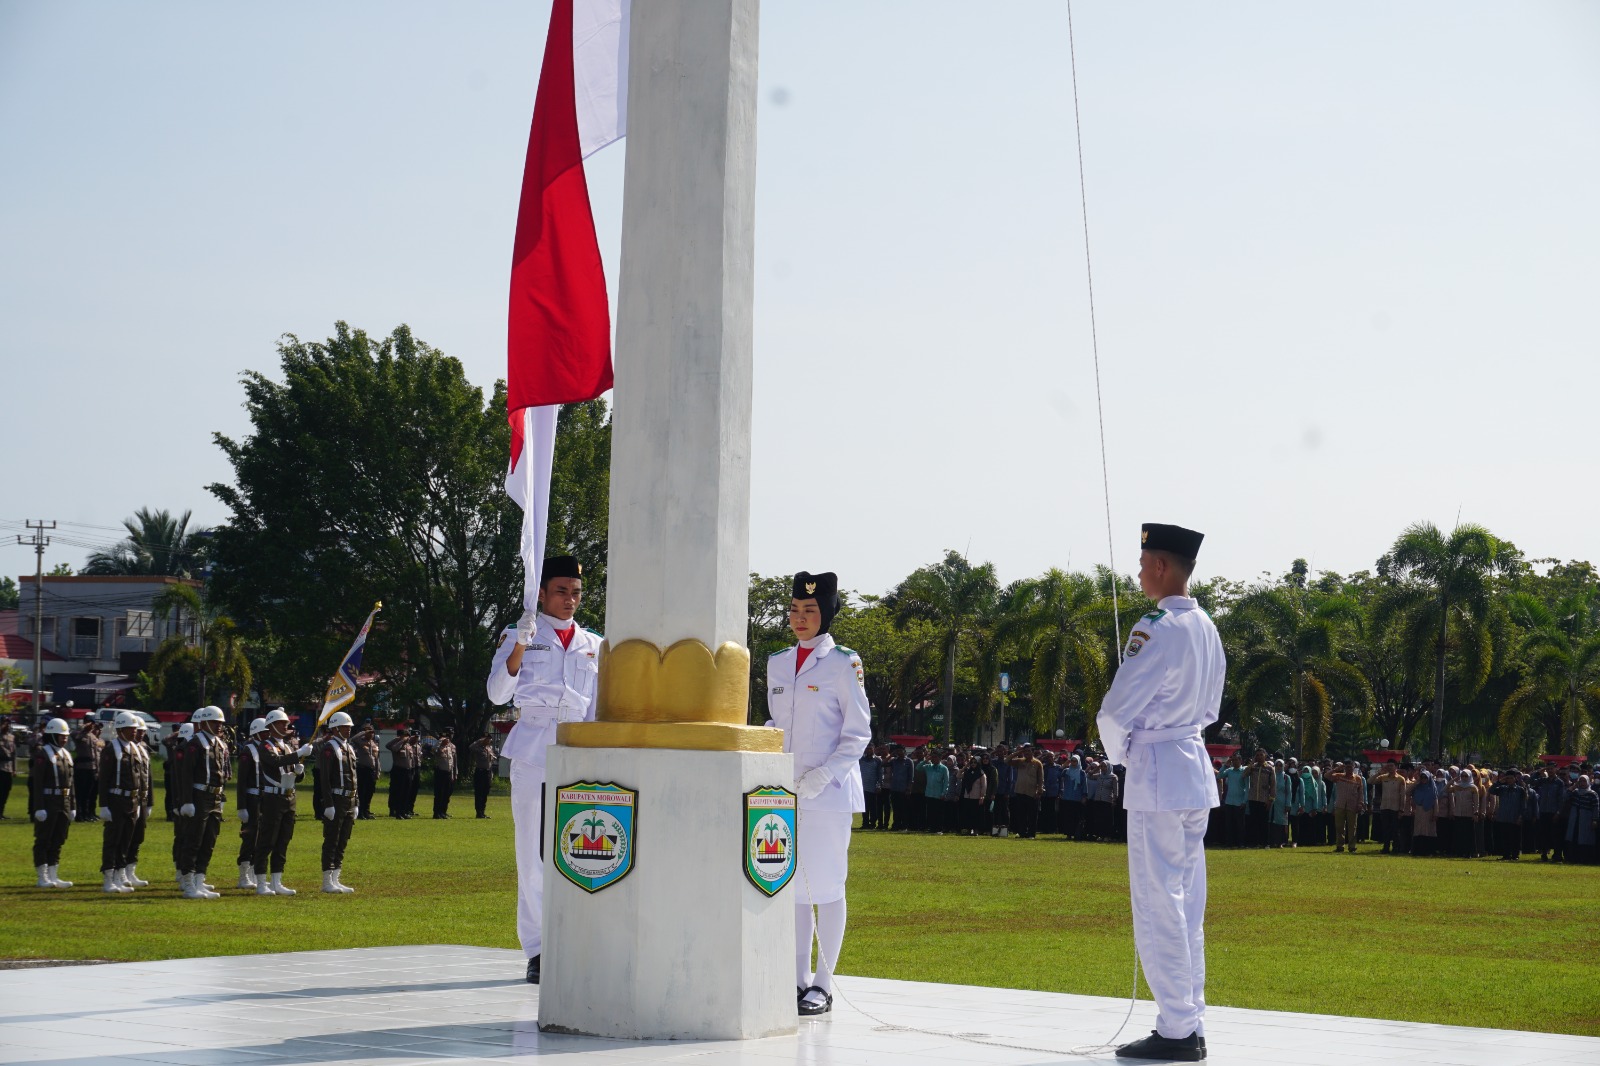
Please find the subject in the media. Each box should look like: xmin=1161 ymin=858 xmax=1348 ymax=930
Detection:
xmin=994 ymin=569 xmax=1110 ymax=740
xmin=1231 ymin=586 xmax=1369 ymax=757
xmin=1380 ymin=522 xmax=1509 ymax=760
xmin=1499 ymin=590 xmax=1600 ymax=755
xmin=148 ymin=583 xmax=252 ymax=711
xmin=83 ymin=508 xmax=209 ymax=577
xmin=886 ymin=551 xmax=998 ymax=742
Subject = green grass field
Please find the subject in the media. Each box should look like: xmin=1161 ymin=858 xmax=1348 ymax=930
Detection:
xmin=3 ymin=788 xmax=1596 ymax=1036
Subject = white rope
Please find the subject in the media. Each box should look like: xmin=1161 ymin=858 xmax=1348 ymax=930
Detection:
xmin=797 ymin=811 xmax=1142 ymax=1057
xmin=796 ymin=4 xmax=1145 ymax=1056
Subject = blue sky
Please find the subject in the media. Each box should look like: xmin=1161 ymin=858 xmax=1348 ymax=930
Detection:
xmin=3 ymin=1 xmax=1597 ymax=594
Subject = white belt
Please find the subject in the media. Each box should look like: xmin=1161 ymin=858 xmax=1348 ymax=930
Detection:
xmin=109 ymin=788 xmax=137 ymax=797
xmin=516 ymin=705 xmax=586 ymax=724
xmin=1128 ymin=725 xmax=1204 ymax=745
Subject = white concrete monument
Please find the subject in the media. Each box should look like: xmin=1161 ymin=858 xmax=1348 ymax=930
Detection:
xmin=538 ymin=0 xmax=796 ymax=1042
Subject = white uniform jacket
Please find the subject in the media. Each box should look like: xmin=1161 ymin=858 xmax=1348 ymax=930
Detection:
xmin=767 ymin=635 xmax=872 ymax=813
xmin=1096 ymin=595 xmax=1225 ymax=812
xmin=486 ymin=614 xmax=603 ymax=768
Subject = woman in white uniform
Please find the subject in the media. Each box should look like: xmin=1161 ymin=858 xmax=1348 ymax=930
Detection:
xmin=767 ymin=571 xmax=872 ymax=1017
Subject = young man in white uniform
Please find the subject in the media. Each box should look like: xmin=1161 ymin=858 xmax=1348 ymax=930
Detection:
xmin=485 ymin=555 xmax=602 ymax=984
xmin=766 ymin=571 xmax=872 ymax=1017
xmin=1097 ymin=523 xmax=1225 ymax=1063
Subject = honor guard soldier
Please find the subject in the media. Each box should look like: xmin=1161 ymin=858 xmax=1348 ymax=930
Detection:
xmin=486 ymin=554 xmax=602 ymax=984
xmin=97 ymin=711 xmax=151 ymax=893
xmin=767 ymin=571 xmax=872 ymax=1017
xmin=72 ymin=719 xmax=103 ymax=822
xmin=1097 ymin=524 xmax=1225 ymax=1063
xmin=236 ymin=717 xmax=270 ymax=889
xmin=254 ymin=708 xmax=313 ymax=895
xmin=173 ymin=705 xmax=231 ymax=900
xmin=315 ymin=710 xmax=359 ymax=893
xmin=168 ymin=723 xmax=193 ymax=876
xmin=123 ymin=718 xmax=154 ymax=887
xmin=31 ymin=717 xmax=76 ymax=888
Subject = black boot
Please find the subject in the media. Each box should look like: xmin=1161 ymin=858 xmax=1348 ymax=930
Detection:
xmin=1116 ymin=1029 xmax=1205 ymax=1061
xmin=525 ymin=955 xmax=541 ymax=984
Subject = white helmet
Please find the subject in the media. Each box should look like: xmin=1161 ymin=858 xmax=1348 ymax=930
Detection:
xmin=193 ymin=706 xmax=225 ymax=724
xmin=249 ymin=717 xmax=269 ymax=736
xmin=133 ymin=717 xmax=148 ymax=731
xmin=43 ymin=717 xmax=70 ymax=736
xmin=178 ymin=723 xmax=195 ymax=739
xmin=264 ymin=708 xmax=291 ymax=725
xmin=327 ymin=711 xmax=354 ymax=729
xmin=114 ymin=710 xmax=142 ymax=731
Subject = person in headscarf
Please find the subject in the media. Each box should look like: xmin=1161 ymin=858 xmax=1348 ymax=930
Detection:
xmin=1562 ymin=775 xmax=1598 ymax=864
xmin=1059 ymin=753 xmax=1087 ymax=841
xmin=1297 ymin=764 xmax=1320 ymax=846
xmin=1408 ymin=766 xmax=1439 ymax=857
xmin=1269 ymin=759 xmax=1292 ymax=848
xmin=1448 ymin=769 xmax=1479 ymax=857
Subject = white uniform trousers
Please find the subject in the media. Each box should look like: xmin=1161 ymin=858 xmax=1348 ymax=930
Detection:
xmin=510 ymin=760 xmax=546 ymax=959
xmin=795 ymin=808 xmax=853 ymax=904
xmin=1126 ymin=808 xmax=1209 ymax=1039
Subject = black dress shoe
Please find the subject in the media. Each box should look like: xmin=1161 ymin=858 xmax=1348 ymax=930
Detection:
xmin=1116 ymin=1029 xmax=1204 ymax=1061
xmin=525 ymin=956 xmax=541 ymax=984
xmin=798 ymin=984 xmax=832 ymax=1016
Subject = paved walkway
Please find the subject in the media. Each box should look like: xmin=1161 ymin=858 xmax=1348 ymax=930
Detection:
xmin=1 ymin=946 xmax=1594 ymax=1065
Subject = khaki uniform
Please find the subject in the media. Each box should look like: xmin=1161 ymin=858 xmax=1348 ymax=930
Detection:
xmin=237 ymin=736 xmax=265 ymax=868
xmin=353 ymin=729 xmax=380 ymax=818
xmin=316 ymin=734 xmax=359 ymax=870
xmin=172 ymin=731 xmax=230 ymax=876
xmin=31 ymin=741 xmax=75 ymax=866
xmin=0 ymin=730 xmax=16 ymax=819
xmin=432 ymin=740 xmax=457 ymax=818
xmin=386 ymin=736 xmax=422 ymax=817
xmin=128 ymin=735 xmax=155 ymax=869
xmin=253 ymin=734 xmax=305 ymax=876
xmin=99 ymin=738 xmax=151 ymax=872
xmin=469 ymin=736 xmax=497 ymax=817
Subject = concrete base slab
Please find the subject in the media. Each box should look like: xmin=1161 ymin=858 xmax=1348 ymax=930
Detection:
xmin=2 ymin=946 xmax=1596 ymax=1065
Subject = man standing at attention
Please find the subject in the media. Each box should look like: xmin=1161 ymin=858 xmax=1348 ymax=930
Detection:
xmin=1096 ymin=524 xmax=1223 ymax=1062
xmin=486 ymin=555 xmax=601 ymax=985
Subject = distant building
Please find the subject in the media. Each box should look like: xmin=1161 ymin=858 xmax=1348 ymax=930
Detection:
xmin=12 ymin=575 xmax=203 ymax=707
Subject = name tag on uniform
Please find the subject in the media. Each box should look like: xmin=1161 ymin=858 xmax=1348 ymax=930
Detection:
xmin=771 ymin=686 xmax=784 ymax=694
xmin=530 ymin=643 xmax=551 ymax=651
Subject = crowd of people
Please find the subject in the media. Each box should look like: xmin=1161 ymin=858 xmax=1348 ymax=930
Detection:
xmin=855 ymin=741 xmax=1600 ymax=863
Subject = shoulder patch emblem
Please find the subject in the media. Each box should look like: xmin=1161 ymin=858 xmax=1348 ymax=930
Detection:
xmin=495 ymin=632 xmax=508 ymax=650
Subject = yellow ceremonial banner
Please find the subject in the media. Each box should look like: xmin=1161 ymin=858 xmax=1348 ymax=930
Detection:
xmin=316 ymin=602 xmax=382 ymax=728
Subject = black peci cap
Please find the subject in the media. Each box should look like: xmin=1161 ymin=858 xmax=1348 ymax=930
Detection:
xmin=543 ymin=555 xmax=583 ymax=581
xmin=1141 ymin=523 xmax=1204 ymax=560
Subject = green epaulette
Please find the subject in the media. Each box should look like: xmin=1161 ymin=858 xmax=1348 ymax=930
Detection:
xmin=1142 ymin=609 xmax=1168 ymax=623
xmin=836 ymin=645 xmax=859 ymax=657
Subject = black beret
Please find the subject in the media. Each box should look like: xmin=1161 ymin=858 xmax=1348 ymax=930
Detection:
xmin=543 ymin=555 xmax=583 ymax=581
xmin=1141 ymin=523 xmax=1204 ymax=559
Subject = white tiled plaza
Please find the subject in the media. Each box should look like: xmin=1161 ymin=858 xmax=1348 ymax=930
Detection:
xmin=1 ymin=946 xmax=1594 ymax=1066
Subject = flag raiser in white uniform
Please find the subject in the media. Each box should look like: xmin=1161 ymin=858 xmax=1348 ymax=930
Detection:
xmin=486 ymin=611 xmax=602 ymax=962
xmin=1096 ymin=576 xmax=1226 ymax=1050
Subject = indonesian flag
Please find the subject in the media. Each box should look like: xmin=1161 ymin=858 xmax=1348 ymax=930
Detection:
xmin=507 ymin=0 xmax=629 ymax=610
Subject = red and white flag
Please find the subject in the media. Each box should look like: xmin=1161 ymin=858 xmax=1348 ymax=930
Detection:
xmin=507 ymin=0 xmax=629 ymax=610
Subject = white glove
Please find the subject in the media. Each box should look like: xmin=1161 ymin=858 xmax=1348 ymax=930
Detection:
xmin=796 ymin=767 xmax=834 ymax=800
xmin=68 ymin=810 xmax=76 ymax=822
xmin=99 ymin=806 xmax=113 ymax=821
xmin=515 ymin=608 xmax=538 ymax=645
xmin=323 ymin=806 xmax=335 ymax=820
xmin=354 ymin=807 xmax=361 ymax=819
xmin=297 ymin=744 xmax=313 ymax=758
xmin=239 ymin=808 xmax=250 ymax=824
xmin=34 ymin=809 xmax=47 ymax=823
xmin=180 ymin=803 xmax=196 ymax=818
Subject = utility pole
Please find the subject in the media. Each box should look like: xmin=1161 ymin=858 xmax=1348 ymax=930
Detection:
xmin=16 ymin=520 xmax=55 ymax=721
